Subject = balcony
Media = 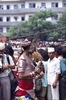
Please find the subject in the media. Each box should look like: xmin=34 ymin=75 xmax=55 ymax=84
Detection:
xmin=48 ymin=7 xmax=66 ymax=12
xmin=40 ymin=7 xmax=66 ymax=13
xmin=0 ymin=7 xmax=66 ymax=15
xmin=0 ymin=8 xmax=40 ymax=15
xmin=0 ymin=21 xmax=20 ymax=26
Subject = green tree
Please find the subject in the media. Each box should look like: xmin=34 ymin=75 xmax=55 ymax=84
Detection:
xmin=7 ymin=10 xmax=57 ymax=40
xmin=7 ymin=21 xmax=29 ymax=38
xmin=48 ymin=32 xmax=59 ymax=41
xmin=57 ymin=10 xmax=66 ymax=40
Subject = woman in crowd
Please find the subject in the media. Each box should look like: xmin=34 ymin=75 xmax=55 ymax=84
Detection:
xmin=32 ymin=49 xmax=49 ymax=100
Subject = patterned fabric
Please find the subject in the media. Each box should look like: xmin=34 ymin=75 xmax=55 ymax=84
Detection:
xmin=15 ymin=95 xmax=34 ymax=100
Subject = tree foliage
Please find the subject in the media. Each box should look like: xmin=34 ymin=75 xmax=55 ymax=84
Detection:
xmin=57 ymin=10 xmax=66 ymax=40
xmin=7 ymin=10 xmax=57 ymax=40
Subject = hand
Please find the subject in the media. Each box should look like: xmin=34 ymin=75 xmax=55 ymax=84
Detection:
xmin=30 ymin=71 xmax=35 ymax=77
xmin=40 ymin=71 xmax=44 ymax=76
xmin=3 ymin=64 xmax=9 ymax=70
xmin=52 ymin=82 xmax=57 ymax=88
xmin=35 ymin=67 xmax=40 ymax=73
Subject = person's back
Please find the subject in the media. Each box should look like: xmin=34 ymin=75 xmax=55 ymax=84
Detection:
xmin=60 ymin=47 xmax=66 ymax=100
xmin=60 ymin=58 xmax=66 ymax=77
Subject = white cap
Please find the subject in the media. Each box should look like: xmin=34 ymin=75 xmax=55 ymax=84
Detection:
xmin=0 ymin=42 xmax=5 ymax=50
xmin=48 ymin=47 xmax=55 ymax=53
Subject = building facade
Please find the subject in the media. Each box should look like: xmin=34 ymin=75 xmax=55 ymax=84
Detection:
xmin=0 ymin=0 xmax=66 ymax=34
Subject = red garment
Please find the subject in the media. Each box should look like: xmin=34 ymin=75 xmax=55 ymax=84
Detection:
xmin=16 ymin=90 xmax=29 ymax=96
xmin=16 ymin=79 xmax=34 ymax=96
xmin=64 ymin=99 xmax=66 ymax=100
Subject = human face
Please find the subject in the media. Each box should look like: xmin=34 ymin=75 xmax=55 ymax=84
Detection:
xmin=48 ymin=52 xmax=55 ymax=60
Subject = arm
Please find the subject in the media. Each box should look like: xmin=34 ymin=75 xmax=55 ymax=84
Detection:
xmin=3 ymin=55 xmax=15 ymax=70
xmin=52 ymin=60 xmax=60 ymax=88
xmin=18 ymin=58 xmax=35 ymax=80
xmin=35 ymin=71 xmax=44 ymax=80
xmin=52 ymin=74 xmax=59 ymax=88
xmin=18 ymin=72 xmax=34 ymax=80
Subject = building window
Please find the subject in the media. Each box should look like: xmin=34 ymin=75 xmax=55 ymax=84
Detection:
xmin=21 ymin=3 xmax=25 ymax=8
xmin=0 ymin=5 xmax=3 ymax=10
xmin=51 ymin=2 xmax=58 ymax=7
xmin=7 ymin=27 xmax=10 ymax=32
xmin=41 ymin=3 xmax=46 ymax=8
xmin=14 ymin=17 xmax=18 ymax=21
xmin=0 ymin=17 xmax=3 ymax=21
xmin=14 ymin=5 xmax=18 ymax=9
xmin=21 ymin=16 xmax=25 ymax=21
xmin=29 ymin=3 xmax=35 ymax=8
xmin=63 ymin=3 xmax=66 ymax=7
xmin=6 ymin=17 xmax=10 ymax=22
xmin=0 ymin=27 xmax=3 ymax=32
xmin=7 ymin=5 xmax=10 ymax=10
xmin=29 ymin=15 xmax=32 ymax=18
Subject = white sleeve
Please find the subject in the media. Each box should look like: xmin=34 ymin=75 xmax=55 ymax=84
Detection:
xmin=55 ymin=59 xmax=61 ymax=74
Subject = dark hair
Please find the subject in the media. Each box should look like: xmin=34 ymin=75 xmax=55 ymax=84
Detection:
xmin=62 ymin=47 xmax=66 ymax=58
xmin=55 ymin=45 xmax=62 ymax=56
xmin=4 ymin=45 xmax=14 ymax=57
xmin=38 ymin=49 xmax=49 ymax=61
xmin=22 ymin=45 xmax=30 ymax=51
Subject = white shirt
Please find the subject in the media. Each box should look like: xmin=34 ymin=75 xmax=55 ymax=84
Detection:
xmin=47 ymin=57 xmax=60 ymax=85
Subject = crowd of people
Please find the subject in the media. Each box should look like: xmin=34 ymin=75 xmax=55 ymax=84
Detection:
xmin=0 ymin=39 xmax=66 ymax=100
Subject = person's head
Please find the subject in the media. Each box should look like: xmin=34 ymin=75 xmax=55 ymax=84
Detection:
xmin=0 ymin=42 xmax=5 ymax=54
xmin=4 ymin=45 xmax=14 ymax=57
xmin=48 ymin=47 xmax=55 ymax=60
xmin=21 ymin=39 xmax=31 ymax=54
xmin=38 ymin=49 xmax=49 ymax=61
xmin=62 ymin=47 xmax=66 ymax=58
xmin=55 ymin=45 xmax=62 ymax=56
xmin=32 ymin=51 xmax=43 ymax=62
